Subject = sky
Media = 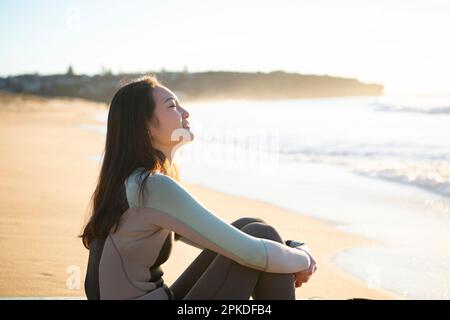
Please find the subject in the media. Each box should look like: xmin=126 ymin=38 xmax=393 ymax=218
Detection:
xmin=1 ymin=0 xmax=450 ymax=94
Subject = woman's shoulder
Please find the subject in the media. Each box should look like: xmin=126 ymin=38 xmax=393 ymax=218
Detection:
xmin=125 ymin=167 xmax=178 ymax=190
xmin=124 ymin=167 xmax=181 ymax=208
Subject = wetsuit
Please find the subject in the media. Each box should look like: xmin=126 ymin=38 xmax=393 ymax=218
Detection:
xmin=85 ymin=167 xmax=311 ymax=300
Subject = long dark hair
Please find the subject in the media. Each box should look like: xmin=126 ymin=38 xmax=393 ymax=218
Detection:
xmin=80 ymin=75 xmax=178 ymax=249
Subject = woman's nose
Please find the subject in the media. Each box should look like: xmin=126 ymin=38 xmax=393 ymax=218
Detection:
xmin=180 ymin=107 xmax=189 ymax=118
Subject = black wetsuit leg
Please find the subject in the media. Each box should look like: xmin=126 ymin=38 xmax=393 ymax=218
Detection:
xmin=170 ymin=221 xmax=296 ymax=300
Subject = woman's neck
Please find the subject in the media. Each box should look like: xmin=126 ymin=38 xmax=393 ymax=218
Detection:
xmin=154 ymin=144 xmax=174 ymax=167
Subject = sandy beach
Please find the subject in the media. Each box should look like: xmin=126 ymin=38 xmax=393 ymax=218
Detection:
xmin=0 ymin=93 xmax=401 ymax=299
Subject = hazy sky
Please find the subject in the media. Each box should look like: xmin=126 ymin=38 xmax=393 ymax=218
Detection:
xmin=1 ymin=0 xmax=450 ymax=94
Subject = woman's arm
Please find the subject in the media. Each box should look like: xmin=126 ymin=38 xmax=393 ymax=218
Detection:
xmin=174 ymin=232 xmax=205 ymax=250
xmin=125 ymin=171 xmax=311 ymax=274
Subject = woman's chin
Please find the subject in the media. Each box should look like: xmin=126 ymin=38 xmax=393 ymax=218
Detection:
xmin=180 ymin=127 xmax=194 ymax=142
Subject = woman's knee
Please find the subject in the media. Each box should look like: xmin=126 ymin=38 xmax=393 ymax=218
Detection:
xmin=231 ymin=217 xmax=266 ymax=230
xmin=240 ymin=222 xmax=283 ymax=243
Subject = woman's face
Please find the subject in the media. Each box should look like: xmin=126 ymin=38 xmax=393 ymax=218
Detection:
xmin=149 ymin=85 xmax=194 ymax=151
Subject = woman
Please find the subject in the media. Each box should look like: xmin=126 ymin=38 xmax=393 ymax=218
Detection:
xmin=81 ymin=75 xmax=317 ymax=300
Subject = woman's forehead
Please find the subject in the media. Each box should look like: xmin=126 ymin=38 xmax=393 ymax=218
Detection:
xmin=153 ymin=85 xmax=178 ymax=104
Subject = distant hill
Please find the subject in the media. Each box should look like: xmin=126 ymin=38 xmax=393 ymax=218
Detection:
xmin=0 ymin=70 xmax=383 ymax=103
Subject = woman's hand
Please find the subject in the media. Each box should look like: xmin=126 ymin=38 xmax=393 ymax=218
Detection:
xmin=293 ymin=247 xmax=317 ymax=288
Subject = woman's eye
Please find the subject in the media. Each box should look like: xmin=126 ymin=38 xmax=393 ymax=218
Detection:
xmin=169 ymin=104 xmax=176 ymax=108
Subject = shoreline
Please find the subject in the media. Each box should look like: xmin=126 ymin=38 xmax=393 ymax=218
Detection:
xmin=0 ymin=94 xmax=401 ymax=299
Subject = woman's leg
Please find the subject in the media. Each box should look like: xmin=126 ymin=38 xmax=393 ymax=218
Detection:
xmin=169 ymin=217 xmax=266 ymax=300
xmin=179 ymin=222 xmax=296 ymax=300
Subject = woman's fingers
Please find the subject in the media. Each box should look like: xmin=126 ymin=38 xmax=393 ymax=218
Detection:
xmin=295 ymin=272 xmax=310 ymax=284
xmin=293 ymin=266 xmax=316 ymax=288
xmin=293 ymin=262 xmax=317 ymax=288
xmin=295 ymin=278 xmax=308 ymax=288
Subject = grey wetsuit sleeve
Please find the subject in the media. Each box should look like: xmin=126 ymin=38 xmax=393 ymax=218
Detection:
xmin=125 ymin=172 xmax=311 ymax=273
